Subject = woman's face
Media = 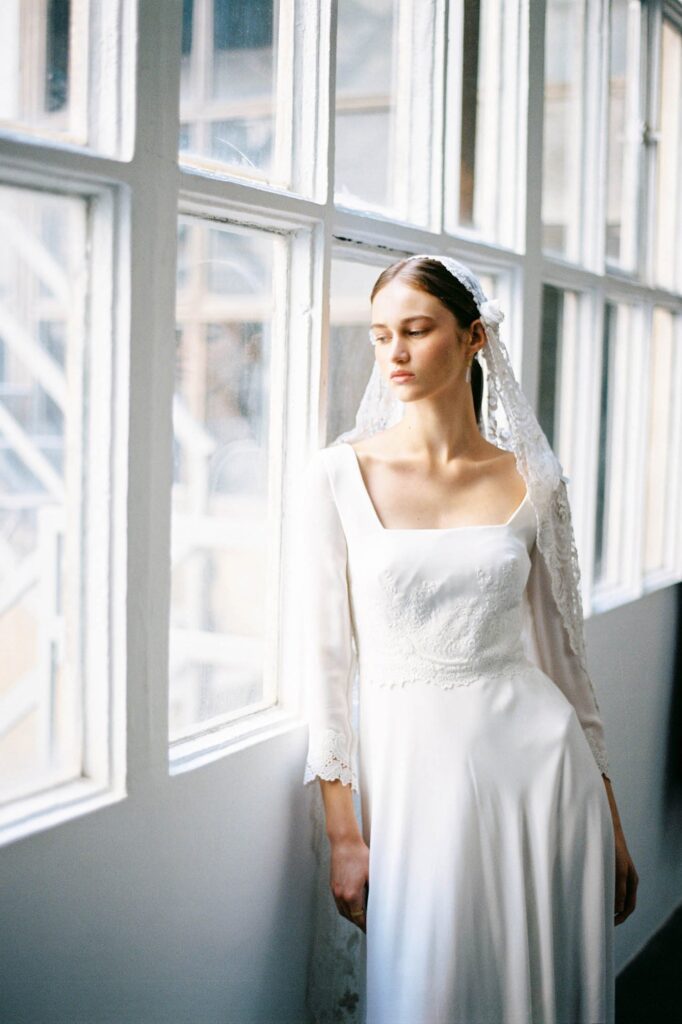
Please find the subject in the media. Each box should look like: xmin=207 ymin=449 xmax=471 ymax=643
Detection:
xmin=370 ymin=278 xmax=479 ymax=400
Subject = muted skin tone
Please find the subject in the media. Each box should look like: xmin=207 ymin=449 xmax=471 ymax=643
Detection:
xmin=320 ymin=277 xmax=639 ymax=935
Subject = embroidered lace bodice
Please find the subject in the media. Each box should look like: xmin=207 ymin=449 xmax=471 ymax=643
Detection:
xmin=297 ymin=443 xmax=611 ymax=795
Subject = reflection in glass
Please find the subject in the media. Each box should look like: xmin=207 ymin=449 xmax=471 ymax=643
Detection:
xmin=542 ymin=0 xmax=585 ymax=259
xmin=0 ymin=184 xmax=86 ymax=803
xmin=453 ymin=0 xmax=523 ymax=246
xmin=643 ymin=308 xmax=675 ymax=573
xmin=334 ymin=0 xmax=436 ymax=225
xmin=654 ymin=21 xmax=681 ymax=292
xmin=179 ymin=0 xmax=280 ymax=181
xmin=334 ymin=0 xmax=397 ymax=214
xmin=0 ymin=0 xmax=83 ymax=142
xmin=605 ymin=0 xmax=642 ymax=268
xmin=538 ymin=285 xmax=562 ymax=450
xmin=328 ymin=259 xmax=385 ymax=443
xmin=592 ymin=302 xmax=637 ymax=590
xmin=170 ymin=218 xmax=277 ymax=739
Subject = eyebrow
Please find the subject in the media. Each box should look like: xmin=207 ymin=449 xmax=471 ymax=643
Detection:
xmin=370 ymin=315 xmax=435 ymax=328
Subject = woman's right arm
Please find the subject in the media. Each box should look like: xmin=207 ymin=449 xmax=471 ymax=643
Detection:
xmin=297 ymin=449 xmax=369 ymax=931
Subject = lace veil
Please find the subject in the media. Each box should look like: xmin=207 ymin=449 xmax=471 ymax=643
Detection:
xmin=304 ymin=253 xmax=597 ymax=1023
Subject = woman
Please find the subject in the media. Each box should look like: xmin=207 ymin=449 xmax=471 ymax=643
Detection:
xmin=298 ymin=255 xmax=638 ymax=1024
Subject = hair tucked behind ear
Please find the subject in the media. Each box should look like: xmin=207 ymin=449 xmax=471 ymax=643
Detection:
xmin=370 ymin=257 xmax=484 ymax=425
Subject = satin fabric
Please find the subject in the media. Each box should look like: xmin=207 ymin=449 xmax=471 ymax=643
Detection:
xmin=302 ymin=443 xmax=615 ymax=1024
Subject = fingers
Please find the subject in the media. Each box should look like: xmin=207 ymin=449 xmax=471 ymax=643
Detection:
xmin=614 ymin=859 xmax=639 ymax=926
xmin=332 ymin=890 xmax=368 ymax=933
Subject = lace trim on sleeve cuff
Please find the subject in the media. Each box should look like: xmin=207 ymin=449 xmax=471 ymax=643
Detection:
xmin=584 ymin=729 xmax=610 ymax=779
xmin=303 ymin=727 xmax=359 ymax=794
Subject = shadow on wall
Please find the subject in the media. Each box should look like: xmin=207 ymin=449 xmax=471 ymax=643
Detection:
xmin=663 ymin=581 xmax=682 ymax=840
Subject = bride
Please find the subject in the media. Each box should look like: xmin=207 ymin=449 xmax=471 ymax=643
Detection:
xmin=298 ymin=254 xmax=638 ymax=1024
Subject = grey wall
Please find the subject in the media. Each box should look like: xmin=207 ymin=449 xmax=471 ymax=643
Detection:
xmin=0 ymin=728 xmax=316 ymax=1024
xmin=587 ymin=582 xmax=682 ymax=970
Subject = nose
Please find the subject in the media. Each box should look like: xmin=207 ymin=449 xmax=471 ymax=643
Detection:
xmin=388 ymin=335 xmax=409 ymax=362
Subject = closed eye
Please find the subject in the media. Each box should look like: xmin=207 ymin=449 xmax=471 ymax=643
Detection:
xmin=370 ymin=328 xmax=429 ymax=344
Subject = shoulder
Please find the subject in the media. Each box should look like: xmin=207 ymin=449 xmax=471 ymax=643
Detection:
xmin=301 ymin=444 xmax=348 ymax=498
xmin=480 ymin=444 xmax=527 ymax=500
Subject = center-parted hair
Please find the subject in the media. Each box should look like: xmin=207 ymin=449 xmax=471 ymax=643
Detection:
xmin=370 ymin=256 xmax=485 ymax=425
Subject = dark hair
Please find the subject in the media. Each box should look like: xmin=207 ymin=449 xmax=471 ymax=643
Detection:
xmin=370 ymin=257 xmax=484 ymax=425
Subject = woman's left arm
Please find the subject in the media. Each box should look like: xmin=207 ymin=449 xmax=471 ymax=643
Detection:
xmin=520 ymin=481 xmax=639 ymax=924
xmin=602 ymin=775 xmax=639 ymax=924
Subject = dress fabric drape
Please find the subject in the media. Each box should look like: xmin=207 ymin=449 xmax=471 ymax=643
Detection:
xmin=300 ymin=442 xmax=615 ymax=1024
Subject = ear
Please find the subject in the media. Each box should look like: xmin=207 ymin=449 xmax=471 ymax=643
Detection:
xmin=468 ymin=318 xmax=488 ymax=355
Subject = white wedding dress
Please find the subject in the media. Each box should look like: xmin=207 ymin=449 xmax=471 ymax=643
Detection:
xmin=300 ymin=442 xmax=615 ymax=1024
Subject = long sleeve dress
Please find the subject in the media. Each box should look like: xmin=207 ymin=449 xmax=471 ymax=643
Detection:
xmin=299 ymin=441 xmax=615 ymax=1024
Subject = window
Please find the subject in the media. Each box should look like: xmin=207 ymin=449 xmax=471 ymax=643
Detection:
xmin=605 ymin=0 xmax=644 ymax=271
xmin=592 ymin=300 xmax=643 ymax=596
xmin=642 ymin=307 xmax=679 ymax=578
xmin=653 ymin=19 xmax=682 ymax=292
xmin=170 ymin=218 xmax=279 ymax=740
xmin=0 ymin=0 xmax=680 ymax=843
xmin=334 ymin=0 xmax=442 ymax=226
xmin=0 ymin=175 xmax=127 ymax=840
xmin=446 ymin=0 xmax=527 ymax=247
xmin=0 ymin=0 xmax=133 ymax=157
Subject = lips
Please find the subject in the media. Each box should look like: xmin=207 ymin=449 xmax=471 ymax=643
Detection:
xmin=390 ymin=372 xmax=415 ymax=380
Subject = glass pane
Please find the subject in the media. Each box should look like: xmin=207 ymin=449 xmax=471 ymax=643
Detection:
xmin=450 ymin=0 xmax=523 ymax=246
xmin=538 ymin=285 xmax=562 ymax=450
xmin=170 ymin=218 xmax=278 ymax=740
xmin=542 ymin=0 xmax=585 ymax=259
xmin=179 ymin=0 xmax=282 ymax=183
xmin=0 ymin=0 xmax=82 ymax=142
xmin=0 ymin=0 xmax=127 ymax=154
xmin=0 ymin=184 xmax=86 ymax=803
xmin=592 ymin=302 xmax=636 ymax=589
xmin=538 ymin=284 xmax=580 ymax=456
xmin=653 ymin=21 xmax=682 ymax=292
xmin=328 ymin=259 xmax=385 ymax=444
xmin=643 ymin=308 xmax=675 ymax=573
xmin=334 ymin=0 xmax=436 ymax=225
xmin=605 ymin=0 xmax=643 ymax=268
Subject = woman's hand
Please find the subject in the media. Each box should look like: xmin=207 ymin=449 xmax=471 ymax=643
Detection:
xmin=613 ymin=828 xmax=638 ymax=925
xmin=602 ymin=774 xmax=638 ymax=925
xmin=329 ymin=833 xmax=370 ymax=933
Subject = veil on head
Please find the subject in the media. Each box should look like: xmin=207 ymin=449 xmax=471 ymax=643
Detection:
xmin=330 ymin=253 xmax=590 ymax=672
xmin=305 ymin=253 xmax=597 ymax=1024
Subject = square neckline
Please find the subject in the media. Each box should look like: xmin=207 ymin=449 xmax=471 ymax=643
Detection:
xmin=339 ymin=441 xmax=530 ymax=533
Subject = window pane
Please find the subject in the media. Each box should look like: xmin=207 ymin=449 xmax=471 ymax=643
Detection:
xmin=447 ymin=0 xmax=525 ymax=247
xmin=605 ymin=0 xmax=643 ymax=269
xmin=328 ymin=259 xmax=385 ymax=444
xmin=334 ymin=0 xmax=438 ymax=226
xmin=538 ymin=284 xmax=581 ymax=455
xmin=653 ymin=21 xmax=682 ymax=292
xmin=0 ymin=0 xmax=129 ymax=155
xmin=170 ymin=218 xmax=279 ymax=740
xmin=542 ymin=0 xmax=585 ymax=259
xmin=643 ymin=308 xmax=676 ymax=573
xmin=593 ymin=299 xmax=634 ymax=589
xmin=179 ymin=0 xmax=282 ymax=184
xmin=0 ymin=184 xmax=87 ymax=803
